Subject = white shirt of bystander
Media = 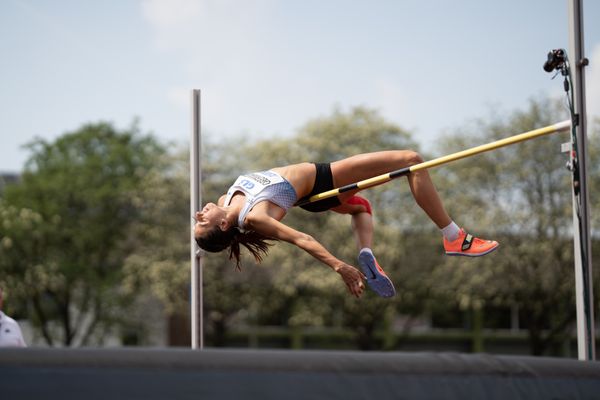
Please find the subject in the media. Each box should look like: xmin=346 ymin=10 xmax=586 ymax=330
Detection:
xmin=0 ymin=311 xmax=27 ymax=347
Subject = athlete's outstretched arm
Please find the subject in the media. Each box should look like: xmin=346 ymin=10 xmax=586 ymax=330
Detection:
xmin=245 ymin=214 xmax=366 ymax=298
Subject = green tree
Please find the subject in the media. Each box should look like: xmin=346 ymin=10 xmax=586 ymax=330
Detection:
xmin=119 ymin=148 xmax=192 ymax=345
xmin=0 ymin=122 xmax=165 ymax=346
xmin=430 ymin=97 xmax=579 ymax=355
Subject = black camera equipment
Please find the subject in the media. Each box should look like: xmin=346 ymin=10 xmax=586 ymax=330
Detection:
xmin=543 ymin=49 xmax=567 ymax=73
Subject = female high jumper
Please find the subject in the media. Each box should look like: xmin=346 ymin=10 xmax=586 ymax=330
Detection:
xmin=194 ymin=150 xmax=498 ymax=298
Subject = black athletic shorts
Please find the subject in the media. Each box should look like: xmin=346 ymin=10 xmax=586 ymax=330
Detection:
xmin=297 ymin=163 xmax=342 ymax=212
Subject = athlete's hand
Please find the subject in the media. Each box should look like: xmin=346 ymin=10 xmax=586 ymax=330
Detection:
xmin=335 ymin=263 xmax=366 ymax=298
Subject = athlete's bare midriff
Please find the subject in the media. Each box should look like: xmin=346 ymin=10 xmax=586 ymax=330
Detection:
xmin=271 ymin=162 xmax=316 ymax=199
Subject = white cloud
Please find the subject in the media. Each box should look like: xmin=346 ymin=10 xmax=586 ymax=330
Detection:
xmin=140 ymin=0 xmax=201 ymax=27
xmin=140 ymin=0 xmax=286 ymax=135
xmin=140 ymin=0 xmax=204 ymax=51
xmin=371 ymin=77 xmax=411 ymax=126
xmin=140 ymin=0 xmax=273 ymax=54
xmin=166 ymin=86 xmax=190 ymax=109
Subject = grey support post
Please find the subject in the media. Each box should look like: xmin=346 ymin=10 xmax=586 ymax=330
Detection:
xmin=568 ymin=0 xmax=595 ymax=360
xmin=190 ymin=89 xmax=204 ymax=349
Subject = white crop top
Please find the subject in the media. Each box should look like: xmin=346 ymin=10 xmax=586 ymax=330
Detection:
xmin=224 ymin=170 xmax=298 ymax=229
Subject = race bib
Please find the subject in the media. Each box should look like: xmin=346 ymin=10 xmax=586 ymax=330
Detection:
xmin=230 ymin=170 xmax=284 ymax=197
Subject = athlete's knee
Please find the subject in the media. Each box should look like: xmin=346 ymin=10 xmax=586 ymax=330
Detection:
xmin=345 ymin=195 xmax=372 ymax=215
xmin=401 ymin=150 xmax=424 ymax=166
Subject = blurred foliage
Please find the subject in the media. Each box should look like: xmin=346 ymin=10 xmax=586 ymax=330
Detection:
xmin=1 ymin=102 xmax=598 ymax=355
xmin=430 ymin=98 xmax=599 ymax=355
xmin=0 ymin=122 xmax=166 ymax=345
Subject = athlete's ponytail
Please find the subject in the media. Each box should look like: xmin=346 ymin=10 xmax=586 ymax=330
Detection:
xmin=196 ymin=226 xmax=275 ymax=270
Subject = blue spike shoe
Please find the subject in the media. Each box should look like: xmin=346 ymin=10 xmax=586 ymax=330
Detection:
xmin=358 ymin=250 xmax=396 ymax=298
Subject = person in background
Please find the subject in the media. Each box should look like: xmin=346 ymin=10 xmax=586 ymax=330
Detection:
xmin=0 ymin=285 xmax=27 ymax=347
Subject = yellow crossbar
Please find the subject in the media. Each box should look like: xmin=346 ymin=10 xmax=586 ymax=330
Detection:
xmin=411 ymin=119 xmax=571 ymax=172
xmin=300 ymin=120 xmax=571 ymax=205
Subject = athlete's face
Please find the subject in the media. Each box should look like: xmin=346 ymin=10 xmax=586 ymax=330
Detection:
xmin=193 ymin=203 xmax=226 ymax=238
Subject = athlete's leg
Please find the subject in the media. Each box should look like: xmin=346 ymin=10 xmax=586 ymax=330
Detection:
xmin=331 ymin=202 xmax=373 ymax=250
xmin=331 ymin=151 xmax=498 ymax=258
xmin=332 ymin=197 xmax=395 ymax=298
xmin=330 ymin=150 xmax=451 ymax=228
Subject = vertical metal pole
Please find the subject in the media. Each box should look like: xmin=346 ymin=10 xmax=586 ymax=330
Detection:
xmin=190 ymin=89 xmax=204 ymax=349
xmin=568 ymin=0 xmax=595 ymax=360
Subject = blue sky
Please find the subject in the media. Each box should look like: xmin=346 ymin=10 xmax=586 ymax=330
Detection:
xmin=1 ymin=0 xmax=599 ymax=172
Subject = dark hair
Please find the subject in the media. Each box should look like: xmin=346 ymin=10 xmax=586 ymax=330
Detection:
xmin=195 ymin=226 xmax=276 ymax=271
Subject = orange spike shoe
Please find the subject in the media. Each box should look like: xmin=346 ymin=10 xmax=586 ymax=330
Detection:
xmin=444 ymin=229 xmax=499 ymax=257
